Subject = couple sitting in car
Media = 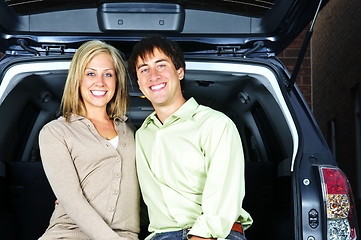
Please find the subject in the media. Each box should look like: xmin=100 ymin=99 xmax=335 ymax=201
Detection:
xmin=38 ymin=36 xmax=252 ymax=240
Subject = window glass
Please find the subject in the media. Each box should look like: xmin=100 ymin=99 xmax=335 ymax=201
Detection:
xmin=3 ymin=101 xmax=40 ymax=162
xmin=251 ymin=102 xmax=285 ymax=163
xmin=354 ymin=86 xmax=361 ymax=199
xmin=329 ymin=119 xmax=337 ymax=160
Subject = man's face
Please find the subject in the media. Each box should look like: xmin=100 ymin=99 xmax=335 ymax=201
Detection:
xmin=136 ymin=48 xmax=184 ymax=109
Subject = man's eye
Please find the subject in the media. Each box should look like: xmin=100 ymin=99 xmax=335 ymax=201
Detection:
xmin=158 ymin=64 xmax=165 ymax=69
xmin=141 ymin=68 xmax=149 ymax=74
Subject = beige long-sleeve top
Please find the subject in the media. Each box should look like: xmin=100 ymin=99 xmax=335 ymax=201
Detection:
xmin=38 ymin=115 xmax=140 ymax=240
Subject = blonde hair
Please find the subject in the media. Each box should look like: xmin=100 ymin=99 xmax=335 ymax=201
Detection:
xmin=61 ymin=40 xmax=128 ymax=121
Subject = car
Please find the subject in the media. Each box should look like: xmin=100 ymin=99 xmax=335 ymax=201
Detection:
xmin=0 ymin=0 xmax=358 ymax=240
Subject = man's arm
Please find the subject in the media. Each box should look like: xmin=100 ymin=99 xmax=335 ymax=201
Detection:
xmin=188 ymin=116 xmax=246 ymax=239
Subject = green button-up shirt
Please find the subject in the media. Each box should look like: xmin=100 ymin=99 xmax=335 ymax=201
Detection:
xmin=136 ymin=98 xmax=252 ymax=239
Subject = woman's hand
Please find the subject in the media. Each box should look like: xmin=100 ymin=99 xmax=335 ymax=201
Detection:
xmin=189 ymin=236 xmax=215 ymax=240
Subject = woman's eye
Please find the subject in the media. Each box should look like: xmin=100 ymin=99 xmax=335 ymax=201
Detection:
xmin=140 ymin=68 xmax=149 ymax=74
xmin=158 ymin=64 xmax=165 ymax=69
xmin=105 ymin=73 xmax=112 ymax=77
xmin=87 ymin=72 xmax=95 ymax=76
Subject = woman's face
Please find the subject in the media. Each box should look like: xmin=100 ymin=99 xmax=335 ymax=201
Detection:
xmin=80 ymin=53 xmax=117 ymax=113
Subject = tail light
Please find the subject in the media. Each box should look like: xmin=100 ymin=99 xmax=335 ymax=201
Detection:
xmin=321 ymin=167 xmax=358 ymax=240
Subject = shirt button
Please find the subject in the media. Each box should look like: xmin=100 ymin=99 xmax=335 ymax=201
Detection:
xmin=115 ymin=121 xmax=119 ymax=126
xmin=109 ymin=206 xmax=115 ymax=212
xmin=120 ymin=142 xmax=126 ymax=147
xmin=115 ymin=173 xmax=121 ymax=178
xmin=115 ymin=157 xmax=120 ymax=162
xmin=120 ymin=131 xmax=125 ymax=134
xmin=113 ymin=190 xmax=119 ymax=195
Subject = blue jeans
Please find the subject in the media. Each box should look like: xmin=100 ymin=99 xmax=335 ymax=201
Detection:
xmin=149 ymin=229 xmax=247 ymax=240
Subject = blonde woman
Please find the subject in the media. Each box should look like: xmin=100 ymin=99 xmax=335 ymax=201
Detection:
xmin=38 ymin=40 xmax=139 ymax=240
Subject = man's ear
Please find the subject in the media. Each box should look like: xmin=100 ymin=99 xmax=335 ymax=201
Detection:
xmin=177 ymin=68 xmax=185 ymax=80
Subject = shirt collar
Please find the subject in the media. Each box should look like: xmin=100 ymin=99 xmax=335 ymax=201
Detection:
xmin=172 ymin=97 xmax=198 ymax=120
xmin=64 ymin=114 xmax=128 ymax=123
xmin=66 ymin=115 xmax=84 ymax=122
xmin=142 ymin=97 xmax=199 ymax=128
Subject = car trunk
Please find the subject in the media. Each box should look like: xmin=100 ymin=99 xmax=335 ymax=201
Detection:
xmin=0 ymin=54 xmax=296 ymax=239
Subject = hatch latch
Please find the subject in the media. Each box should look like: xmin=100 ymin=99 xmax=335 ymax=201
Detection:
xmin=217 ymin=46 xmax=241 ymax=56
xmin=42 ymin=44 xmax=65 ymax=55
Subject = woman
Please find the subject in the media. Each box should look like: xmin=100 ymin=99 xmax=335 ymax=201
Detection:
xmin=38 ymin=40 xmax=139 ymax=240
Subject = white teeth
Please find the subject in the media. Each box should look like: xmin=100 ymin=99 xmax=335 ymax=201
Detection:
xmin=91 ymin=91 xmax=106 ymax=96
xmin=151 ymin=83 xmax=165 ymax=90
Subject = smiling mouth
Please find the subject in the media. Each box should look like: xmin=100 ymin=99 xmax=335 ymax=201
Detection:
xmin=91 ymin=90 xmax=107 ymax=96
xmin=150 ymin=83 xmax=166 ymax=91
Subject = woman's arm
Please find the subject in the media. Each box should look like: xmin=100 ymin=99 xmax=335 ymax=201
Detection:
xmin=39 ymin=124 xmax=122 ymax=240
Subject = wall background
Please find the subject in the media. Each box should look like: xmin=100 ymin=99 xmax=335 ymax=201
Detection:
xmin=278 ymin=29 xmax=312 ymax=108
xmin=279 ymin=0 xmax=361 ymax=225
xmin=312 ymin=0 xmax=361 ymax=224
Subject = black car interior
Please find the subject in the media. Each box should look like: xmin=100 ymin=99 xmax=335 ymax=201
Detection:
xmin=0 ymin=56 xmax=294 ymax=240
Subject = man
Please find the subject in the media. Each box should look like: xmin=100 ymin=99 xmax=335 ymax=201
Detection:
xmin=128 ymin=36 xmax=252 ymax=240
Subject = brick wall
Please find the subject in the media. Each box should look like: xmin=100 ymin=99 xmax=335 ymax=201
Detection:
xmin=278 ymin=29 xmax=312 ymax=108
xmin=312 ymin=0 xmax=361 ymax=217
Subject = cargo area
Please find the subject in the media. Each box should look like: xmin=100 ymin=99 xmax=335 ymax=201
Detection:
xmin=0 ymin=56 xmax=296 ymax=239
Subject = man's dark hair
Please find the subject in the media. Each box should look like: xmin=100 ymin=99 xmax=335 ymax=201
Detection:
xmin=127 ymin=36 xmax=185 ymax=81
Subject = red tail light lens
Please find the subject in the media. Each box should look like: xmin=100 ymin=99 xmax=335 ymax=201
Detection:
xmin=323 ymin=168 xmax=349 ymax=194
xmin=321 ymin=167 xmax=358 ymax=240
